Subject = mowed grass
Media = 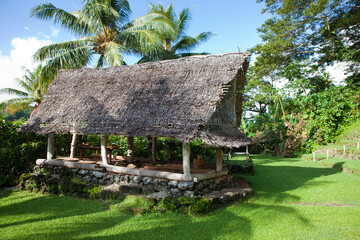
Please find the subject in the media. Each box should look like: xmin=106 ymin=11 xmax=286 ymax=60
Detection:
xmin=1 ymin=155 xmax=360 ymax=240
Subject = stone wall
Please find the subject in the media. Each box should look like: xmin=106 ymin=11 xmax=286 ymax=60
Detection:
xmin=36 ymin=165 xmax=234 ymax=198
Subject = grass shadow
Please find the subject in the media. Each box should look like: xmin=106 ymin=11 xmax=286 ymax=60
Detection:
xmin=237 ymin=156 xmax=342 ymax=203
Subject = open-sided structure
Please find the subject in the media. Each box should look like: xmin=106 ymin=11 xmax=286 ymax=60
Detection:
xmin=21 ymin=52 xmax=252 ymax=182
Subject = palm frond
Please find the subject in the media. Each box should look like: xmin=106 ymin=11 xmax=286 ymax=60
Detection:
xmin=103 ymin=42 xmax=125 ymax=66
xmin=31 ymin=3 xmax=90 ymax=36
xmin=5 ymin=99 xmax=33 ymax=115
xmin=0 ymin=88 xmax=29 ymax=97
xmin=33 ymin=39 xmax=92 ymax=62
xmin=40 ymin=45 xmax=90 ymax=80
xmin=170 ymin=32 xmax=214 ymax=52
xmin=96 ymin=54 xmax=105 ymax=68
xmin=176 ymin=8 xmax=192 ymax=40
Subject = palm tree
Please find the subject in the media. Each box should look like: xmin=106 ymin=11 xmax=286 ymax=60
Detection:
xmin=0 ymin=66 xmax=47 ymax=118
xmin=139 ymin=3 xmax=214 ymax=62
xmin=31 ymin=0 xmax=174 ymax=77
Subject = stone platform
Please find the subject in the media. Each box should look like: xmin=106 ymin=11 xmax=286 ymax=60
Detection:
xmin=33 ymin=163 xmax=253 ymax=203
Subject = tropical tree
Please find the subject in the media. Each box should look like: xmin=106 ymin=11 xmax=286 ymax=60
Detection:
xmin=31 ymin=0 xmax=175 ymax=78
xmin=0 ymin=66 xmax=47 ymax=118
xmin=139 ymin=3 xmax=213 ymax=62
xmin=252 ymin=0 xmax=360 ymax=85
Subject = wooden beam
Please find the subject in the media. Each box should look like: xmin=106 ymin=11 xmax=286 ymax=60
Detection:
xmin=152 ymin=137 xmax=157 ymax=164
xmin=100 ymin=135 xmax=109 ymax=165
xmin=102 ymin=164 xmax=191 ymax=181
xmin=36 ymin=159 xmax=227 ymax=182
xmin=182 ymin=141 xmax=191 ymax=177
xmin=69 ymin=133 xmax=77 ymax=159
xmin=192 ymin=167 xmax=229 ymax=182
xmin=37 ymin=159 xmax=104 ymax=171
xmin=47 ymin=133 xmax=55 ymax=160
xmin=216 ymin=147 xmax=223 ymax=172
xmin=127 ymin=136 xmax=134 ymax=163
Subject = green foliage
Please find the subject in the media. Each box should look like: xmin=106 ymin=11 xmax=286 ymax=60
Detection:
xmin=254 ymin=0 xmax=359 ymax=77
xmin=0 ymin=117 xmax=47 ymax=187
xmin=155 ymin=196 xmax=213 ymax=216
xmin=87 ymin=186 xmax=102 ymax=199
xmin=108 ymin=135 xmax=150 ymax=158
xmin=336 ymin=119 xmax=360 ymax=142
xmin=0 ymin=65 xmax=49 ymax=115
xmin=304 ymin=86 xmax=360 ymax=144
xmin=112 ymin=195 xmax=155 ymax=215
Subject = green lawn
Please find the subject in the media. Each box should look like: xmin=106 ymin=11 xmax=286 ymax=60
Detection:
xmin=1 ymin=155 xmax=360 ymax=240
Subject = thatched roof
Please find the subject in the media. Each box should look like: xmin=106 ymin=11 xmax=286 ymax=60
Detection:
xmin=21 ymin=52 xmax=252 ymax=147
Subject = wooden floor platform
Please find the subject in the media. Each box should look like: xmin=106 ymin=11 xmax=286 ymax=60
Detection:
xmin=56 ymin=156 xmax=216 ymax=174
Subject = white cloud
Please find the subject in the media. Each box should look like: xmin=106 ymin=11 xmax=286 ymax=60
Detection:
xmin=326 ymin=62 xmax=349 ymax=85
xmin=51 ymin=28 xmax=60 ymax=38
xmin=38 ymin=28 xmax=60 ymax=39
xmin=0 ymin=37 xmax=52 ymax=102
xmin=24 ymin=26 xmax=30 ymax=31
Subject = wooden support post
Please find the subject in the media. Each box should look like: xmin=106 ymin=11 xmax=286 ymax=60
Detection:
xmin=358 ymin=142 xmax=359 ymax=150
xmin=47 ymin=133 xmax=55 ymax=160
xmin=313 ymin=151 xmax=316 ymax=163
xmin=343 ymin=145 xmax=346 ymax=156
xmin=127 ymin=136 xmax=134 ymax=163
xmin=327 ymin=149 xmax=329 ymax=160
xmin=246 ymin=145 xmax=249 ymax=154
xmin=152 ymin=137 xmax=157 ymax=164
xmin=100 ymin=135 xmax=108 ymax=165
xmin=216 ymin=147 xmax=223 ymax=172
xmin=69 ymin=133 xmax=77 ymax=159
xmin=182 ymin=141 xmax=191 ymax=177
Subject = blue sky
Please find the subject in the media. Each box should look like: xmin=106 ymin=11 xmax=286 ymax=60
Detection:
xmin=0 ymin=0 xmax=269 ymax=101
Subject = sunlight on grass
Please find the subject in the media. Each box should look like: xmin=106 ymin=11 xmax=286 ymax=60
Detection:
xmin=1 ymin=155 xmax=360 ymax=240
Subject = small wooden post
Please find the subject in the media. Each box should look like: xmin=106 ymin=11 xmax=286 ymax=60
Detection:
xmin=182 ymin=141 xmax=191 ymax=177
xmin=216 ymin=147 xmax=223 ymax=172
xmin=246 ymin=145 xmax=249 ymax=154
xmin=357 ymin=142 xmax=359 ymax=150
xmin=47 ymin=133 xmax=55 ymax=160
xmin=327 ymin=149 xmax=329 ymax=160
xmin=343 ymin=145 xmax=346 ymax=156
xmin=127 ymin=136 xmax=134 ymax=163
xmin=152 ymin=137 xmax=157 ymax=164
xmin=69 ymin=133 xmax=77 ymax=159
xmin=100 ymin=135 xmax=108 ymax=165
xmin=313 ymin=151 xmax=316 ymax=162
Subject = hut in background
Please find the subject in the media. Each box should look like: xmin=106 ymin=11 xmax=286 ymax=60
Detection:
xmin=21 ymin=52 xmax=252 ymax=182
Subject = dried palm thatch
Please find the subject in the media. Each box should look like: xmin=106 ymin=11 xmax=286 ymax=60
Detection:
xmin=21 ymin=52 xmax=252 ymax=147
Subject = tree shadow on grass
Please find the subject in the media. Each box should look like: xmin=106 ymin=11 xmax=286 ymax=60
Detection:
xmin=1 ymin=191 xmax=252 ymax=240
xmin=241 ymin=160 xmax=342 ymax=203
xmin=0 ymin=190 xmax=313 ymax=239
xmin=0 ymin=190 xmax=126 ymax=230
xmin=9 ymin=202 xmax=312 ymax=240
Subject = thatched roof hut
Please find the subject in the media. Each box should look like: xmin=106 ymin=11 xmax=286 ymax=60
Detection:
xmin=22 ymin=52 xmax=251 ymax=148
